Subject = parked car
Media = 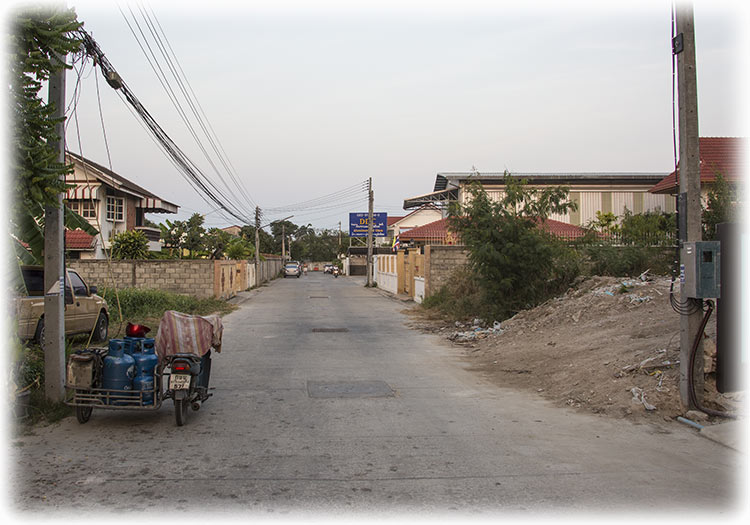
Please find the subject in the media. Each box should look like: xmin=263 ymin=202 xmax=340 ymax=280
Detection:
xmin=283 ymin=263 xmax=301 ymax=278
xmin=15 ymin=266 xmax=109 ymax=344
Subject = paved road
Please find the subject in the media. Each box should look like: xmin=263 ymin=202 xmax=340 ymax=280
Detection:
xmin=10 ymin=274 xmax=741 ymax=517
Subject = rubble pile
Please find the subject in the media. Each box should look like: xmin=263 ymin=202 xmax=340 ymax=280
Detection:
xmin=406 ymin=274 xmax=732 ymax=425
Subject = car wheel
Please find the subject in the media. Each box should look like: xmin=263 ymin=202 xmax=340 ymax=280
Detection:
xmin=34 ymin=318 xmax=44 ymax=346
xmin=93 ymin=312 xmax=108 ymax=342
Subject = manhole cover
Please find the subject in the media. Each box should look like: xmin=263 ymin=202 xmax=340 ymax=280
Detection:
xmin=311 ymin=328 xmax=349 ymax=333
xmin=307 ymin=380 xmax=394 ymax=398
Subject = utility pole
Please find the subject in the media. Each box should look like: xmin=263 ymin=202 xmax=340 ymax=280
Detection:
xmin=281 ymin=223 xmax=286 ymax=263
xmin=338 ymin=221 xmax=342 ymax=253
xmin=43 ymin=42 xmax=67 ymax=402
xmin=366 ymin=178 xmax=374 ymax=287
xmin=255 ymin=206 xmax=261 ymax=288
xmin=675 ymin=3 xmax=703 ymax=409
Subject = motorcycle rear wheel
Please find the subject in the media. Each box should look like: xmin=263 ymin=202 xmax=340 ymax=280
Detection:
xmin=175 ymin=398 xmax=188 ymax=426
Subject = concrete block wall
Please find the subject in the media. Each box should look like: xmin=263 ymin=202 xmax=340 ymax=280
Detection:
xmin=70 ymin=260 xmax=217 ymax=298
xmin=424 ymin=245 xmax=469 ymax=298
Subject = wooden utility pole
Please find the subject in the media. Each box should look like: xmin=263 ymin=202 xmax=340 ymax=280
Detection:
xmin=255 ymin=206 xmax=261 ymax=287
xmin=43 ymin=45 xmax=67 ymax=402
xmin=366 ymin=178 xmax=374 ymax=287
xmin=675 ymin=3 xmax=704 ymax=409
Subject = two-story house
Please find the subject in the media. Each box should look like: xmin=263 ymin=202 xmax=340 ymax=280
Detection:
xmin=64 ymin=152 xmax=179 ymax=259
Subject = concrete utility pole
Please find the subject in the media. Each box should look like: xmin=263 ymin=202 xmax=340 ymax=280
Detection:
xmin=43 ymin=47 xmax=67 ymax=402
xmin=675 ymin=3 xmax=704 ymax=409
xmin=255 ymin=206 xmax=261 ymax=287
xmin=366 ymin=178 xmax=374 ymax=286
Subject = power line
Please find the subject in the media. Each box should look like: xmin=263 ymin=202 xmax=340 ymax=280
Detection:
xmin=116 ymin=4 xmax=251 ymax=220
xmin=140 ymin=2 xmax=257 ymax=211
xmin=78 ymin=28 xmax=253 ymax=225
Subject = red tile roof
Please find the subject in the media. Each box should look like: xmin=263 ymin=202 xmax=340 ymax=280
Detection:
xmin=398 ymin=217 xmax=588 ymax=243
xmin=649 ymin=137 xmax=747 ymax=194
xmin=387 ymin=216 xmax=405 ymax=227
xmin=399 ymin=218 xmax=451 ymax=241
xmin=66 ymin=229 xmax=96 ymax=250
xmin=537 ymin=218 xmax=589 ymax=239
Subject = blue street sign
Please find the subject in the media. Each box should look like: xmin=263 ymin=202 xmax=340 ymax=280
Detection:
xmin=349 ymin=212 xmax=387 ymax=237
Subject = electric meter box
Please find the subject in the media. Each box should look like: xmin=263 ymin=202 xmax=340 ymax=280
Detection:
xmin=681 ymin=241 xmax=721 ymax=298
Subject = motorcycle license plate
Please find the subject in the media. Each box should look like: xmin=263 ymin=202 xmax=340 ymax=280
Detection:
xmin=170 ymin=374 xmax=191 ymax=390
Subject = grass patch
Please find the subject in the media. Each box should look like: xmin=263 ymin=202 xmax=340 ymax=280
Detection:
xmin=101 ymin=287 xmax=236 ymax=337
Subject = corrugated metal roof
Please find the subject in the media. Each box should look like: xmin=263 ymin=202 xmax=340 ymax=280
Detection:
xmin=437 ymin=171 xmax=668 ymax=183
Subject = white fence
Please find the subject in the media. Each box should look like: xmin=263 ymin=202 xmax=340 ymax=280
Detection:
xmin=373 ymin=254 xmax=398 ymax=295
xmin=247 ymin=259 xmax=283 ymax=288
xmin=413 ymin=276 xmax=425 ymax=304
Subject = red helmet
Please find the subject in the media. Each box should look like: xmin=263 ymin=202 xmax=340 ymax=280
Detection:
xmin=126 ymin=322 xmax=151 ymax=338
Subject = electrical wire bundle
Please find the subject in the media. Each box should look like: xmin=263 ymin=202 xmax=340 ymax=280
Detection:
xmin=77 ymin=28 xmax=253 ymax=226
xmin=77 ymin=14 xmax=371 ymax=235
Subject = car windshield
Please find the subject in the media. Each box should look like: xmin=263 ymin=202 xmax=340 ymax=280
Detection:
xmin=285 ymin=264 xmax=297 ymax=268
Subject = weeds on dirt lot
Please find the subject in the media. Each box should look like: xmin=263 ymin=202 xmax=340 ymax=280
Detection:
xmin=102 ymin=287 xmax=235 ymax=325
xmin=575 ymin=244 xmax=674 ymax=277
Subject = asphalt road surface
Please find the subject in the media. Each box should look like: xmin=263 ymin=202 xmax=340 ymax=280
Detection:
xmin=9 ymin=273 xmax=741 ymax=518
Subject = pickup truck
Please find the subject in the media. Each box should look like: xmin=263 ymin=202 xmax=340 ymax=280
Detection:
xmin=15 ymin=266 xmax=109 ymax=344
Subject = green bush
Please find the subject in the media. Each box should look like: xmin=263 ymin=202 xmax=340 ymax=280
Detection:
xmin=112 ymin=230 xmax=149 ymax=259
xmin=421 ymin=266 xmax=487 ymax=321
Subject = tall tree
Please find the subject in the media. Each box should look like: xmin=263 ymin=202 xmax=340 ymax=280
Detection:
xmin=9 ymin=6 xmax=93 ymax=262
xmin=448 ymin=173 xmax=578 ymax=319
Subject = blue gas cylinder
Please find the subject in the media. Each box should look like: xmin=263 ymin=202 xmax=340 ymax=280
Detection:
xmin=123 ymin=336 xmax=143 ymax=355
xmin=132 ymin=338 xmax=158 ymax=405
xmin=102 ymin=339 xmax=136 ymax=404
xmin=133 ymin=374 xmax=155 ymax=405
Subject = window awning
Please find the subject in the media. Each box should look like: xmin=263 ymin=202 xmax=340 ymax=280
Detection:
xmin=139 ymin=197 xmax=179 ymax=214
xmin=65 ymin=183 xmax=101 ymax=200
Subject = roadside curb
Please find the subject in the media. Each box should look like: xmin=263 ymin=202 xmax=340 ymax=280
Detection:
xmin=367 ymin=285 xmax=414 ymax=304
xmin=699 ymin=420 xmax=746 ymax=453
xmin=227 ymin=278 xmax=280 ymax=306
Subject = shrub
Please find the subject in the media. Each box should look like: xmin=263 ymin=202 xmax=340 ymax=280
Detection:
xmin=421 ymin=267 xmax=487 ymax=321
xmin=112 ymin=230 xmax=149 ymax=259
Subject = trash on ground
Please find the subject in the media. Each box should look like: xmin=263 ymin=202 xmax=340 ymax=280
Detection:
xmin=630 ymin=387 xmax=656 ymax=411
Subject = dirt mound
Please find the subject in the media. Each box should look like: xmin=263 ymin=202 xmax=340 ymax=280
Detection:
xmin=405 ymin=275 xmax=741 ymax=426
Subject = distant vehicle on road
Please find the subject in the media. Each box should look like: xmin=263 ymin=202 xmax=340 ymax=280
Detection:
xmin=323 ymin=264 xmax=334 ymax=274
xmin=283 ymin=263 xmax=301 ymax=278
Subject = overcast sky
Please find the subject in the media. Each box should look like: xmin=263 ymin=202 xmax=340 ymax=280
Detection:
xmin=5 ymin=0 xmax=749 ymax=232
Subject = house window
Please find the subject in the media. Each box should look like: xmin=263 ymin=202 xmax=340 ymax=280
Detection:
xmin=69 ymin=200 xmax=97 ymax=219
xmin=106 ymin=197 xmax=124 ymax=222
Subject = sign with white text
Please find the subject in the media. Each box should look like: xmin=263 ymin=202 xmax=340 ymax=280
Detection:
xmin=349 ymin=212 xmax=387 ymax=237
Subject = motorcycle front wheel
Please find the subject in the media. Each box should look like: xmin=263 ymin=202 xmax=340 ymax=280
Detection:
xmin=174 ymin=398 xmax=188 ymax=426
